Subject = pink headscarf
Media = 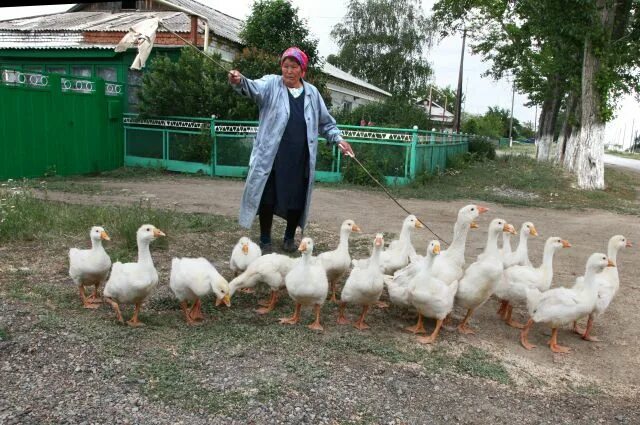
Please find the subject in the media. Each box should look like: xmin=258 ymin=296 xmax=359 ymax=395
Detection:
xmin=281 ymin=47 xmax=308 ymax=77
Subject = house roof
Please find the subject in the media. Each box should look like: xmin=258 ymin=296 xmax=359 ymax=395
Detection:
xmin=322 ymin=62 xmax=390 ymax=97
xmin=0 ymin=1 xmax=389 ymax=97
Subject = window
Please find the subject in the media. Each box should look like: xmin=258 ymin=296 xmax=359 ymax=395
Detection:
xmin=71 ymin=66 xmax=92 ymax=77
xmin=342 ymin=101 xmax=353 ymax=113
xmin=127 ymin=69 xmax=143 ymax=112
xmin=47 ymin=66 xmax=67 ymax=75
xmin=97 ymin=66 xmax=117 ymax=82
xmin=23 ymin=65 xmax=45 ymax=86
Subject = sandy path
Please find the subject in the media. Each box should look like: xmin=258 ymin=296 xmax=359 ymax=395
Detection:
xmin=36 ymin=175 xmax=640 ymax=389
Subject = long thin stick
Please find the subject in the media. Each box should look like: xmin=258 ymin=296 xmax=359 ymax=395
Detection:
xmin=345 ymin=152 xmax=450 ymax=246
xmin=158 ymin=21 xmax=229 ymax=72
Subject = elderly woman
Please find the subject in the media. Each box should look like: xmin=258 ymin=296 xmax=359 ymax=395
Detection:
xmin=229 ymin=47 xmax=354 ymax=253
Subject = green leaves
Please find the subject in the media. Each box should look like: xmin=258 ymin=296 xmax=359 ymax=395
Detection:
xmin=330 ymin=0 xmax=434 ymax=96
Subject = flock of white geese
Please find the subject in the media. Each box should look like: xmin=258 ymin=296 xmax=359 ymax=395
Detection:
xmin=68 ymin=204 xmax=632 ymax=354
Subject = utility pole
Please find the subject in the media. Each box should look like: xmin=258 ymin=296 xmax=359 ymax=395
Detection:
xmin=508 ymin=82 xmax=515 ymax=147
xmin=454 ymin=28 xmax=467 ymax=133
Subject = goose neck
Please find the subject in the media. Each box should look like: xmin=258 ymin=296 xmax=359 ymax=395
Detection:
xmin=448 ymin=220 xmax=469 ymax=255
xmin=137 ymin=240 xmax=154 ymax=267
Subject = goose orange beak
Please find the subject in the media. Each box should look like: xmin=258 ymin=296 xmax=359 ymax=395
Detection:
xmin=352 ymin=224 xmax=361 ymax=232
xmin=153 ymin=229 xmax=166 ymax=237
xmin=607 ymin=259 xmax=616 ymax=267
xmin=470 ymin=221 xmax=479 ymax=229
xmin=242 ymin=244 xmax=249 ymax=254
xmin=626 ymin=241 xmax=633 ymax=248
xmin=415 ymin=221 xmax=425 ymax=229
xmin=298 ymin=241 xmax=307 ymax=252
xmin=100 ymin=231 xmax=111 ymax=241
xmin=561 ymin=240 xmax=571 ymax=248
xmin=375 ymin=236 xmax=384 ymax=247
xmin=504 ymin=223 xmax=516 ymax=235
xmin=478 ymin=206 xmax=489 ymax=214
xmin=530 ymin=226 xmax=538 ymax=237
xmin=222 ymin=294 xmax=231 ymax=307
xmin=433 ymin=244 xmax=441 ymax=255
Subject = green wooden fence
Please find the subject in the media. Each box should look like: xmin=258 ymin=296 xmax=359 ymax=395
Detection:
xmin=0 ymin=68 xmax=125 ymax=180
xmin=124 ymin=115 xmax=470 ymax=185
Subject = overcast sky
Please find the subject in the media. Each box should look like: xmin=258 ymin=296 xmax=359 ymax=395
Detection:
xmin=1 ymin=1 xmax=638 ymax=145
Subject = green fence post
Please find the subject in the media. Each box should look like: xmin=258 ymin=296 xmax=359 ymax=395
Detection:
xmin=409 ymin=125 xmax=418 ymax=181
xmin=210 ymin=115 xmax=216 ymax=177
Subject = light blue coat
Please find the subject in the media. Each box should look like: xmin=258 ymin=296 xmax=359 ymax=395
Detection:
xmin=232 ymin=74 xmax=343 ymax=229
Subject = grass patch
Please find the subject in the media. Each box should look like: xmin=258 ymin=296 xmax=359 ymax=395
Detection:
xmin=0 ymin=186 xmax=239 ymax=246
xmin=498 ymin=142 xmax=536 ymax=157
xmin=134 ymin=348 xmax=282 ymax=413
xmin=0 ymin=326 xmax=9 ymax=341
xmin=570 ymin=383 xmax=603 ymax=396
xmin=454 ymin=347 xmax=510 ymax=384
xmin=606 ymin=149 xmax=640 ymax=160
xmin=393 ymin=155 xmax=639 ymax=214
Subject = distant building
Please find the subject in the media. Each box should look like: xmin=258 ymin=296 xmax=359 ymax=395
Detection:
xmin=416 ymin=98 xmax=454 ymax=128
xmin=0 ymin=0 xmax=390 ymax=112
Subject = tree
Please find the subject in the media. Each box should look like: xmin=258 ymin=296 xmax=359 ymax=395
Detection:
xmin=239 ymin=0 xmax=329 ymax=102
xmin=330 ymin=0 xmax=434 ymax=96
xmin=432 ymin=0 xmax=640 ymax=189
xmin=138 ymin=48 xmax=255 ymax=119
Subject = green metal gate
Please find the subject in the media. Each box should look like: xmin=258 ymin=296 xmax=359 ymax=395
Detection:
xmin=0 ymin=68 xmax=124 ymax=180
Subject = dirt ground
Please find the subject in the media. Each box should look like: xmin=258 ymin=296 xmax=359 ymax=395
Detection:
xmin=39 ymin=175 xmax=640 ymax=384
xmin=2 ymin=173 xmax=640 ymax=423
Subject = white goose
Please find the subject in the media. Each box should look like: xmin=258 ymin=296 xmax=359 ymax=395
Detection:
xmin=521 ymin=253 xmax=614 ymax=354
xmin=170 ymin=257 xmax=231 ymax=325
xmin=280 ymin=238 xmax=329 ymax=331
xmin=455 ymin=218 xmax=516 ymax=334
xmin=103 ymin=224 xmax=165 ymax=326
xmin=338 ymin=234 xmax=385 ymax=330
xmin=228 ymin=253 xmax=296 ymax=314
xmin=379 ymin=215 xmax=423 ymax=275
xmin=495 ymin=221 xmax=538 ymax=317
xmin=572 ymin=235 xmax=632 ymax=341
xmin=318 ymin=219 xmax=361 ymax=302
xmin=501 ymin=221 xmax=538 ymax=268
xmin=408 ymin=240 xmax=459 ymax=344
xmin=498 ymin=237 xmax=571 ymax=328
xmin=68 ymin=226 xmax=112 ymax=309
xmin=230 ymin=236 xmax=261 ymax=277
xmin=384 ymin=205 xmax=487 ymax=309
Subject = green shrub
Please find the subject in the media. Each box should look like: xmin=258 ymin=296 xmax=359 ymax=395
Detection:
xmin=468 ymin=139 xmax=496 ymax=160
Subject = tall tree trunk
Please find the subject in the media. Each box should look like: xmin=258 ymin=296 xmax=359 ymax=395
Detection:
xmin=563 ymin=99 xmax=582 ymax=171
xmin=573 ymin=0 xmax=617 ymax=189
xmin=555 ymin=92 xmax=579 ymax=164
xmin=536 ymin=75 xmax=563 ymax=161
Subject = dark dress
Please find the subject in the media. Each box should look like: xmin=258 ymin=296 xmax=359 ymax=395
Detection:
xmin=259 ymin=88 xmax=309 ymax=222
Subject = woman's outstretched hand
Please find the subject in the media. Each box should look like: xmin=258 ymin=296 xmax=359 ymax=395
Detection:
xmin=228 ymin=70 xmax=241 ymax=85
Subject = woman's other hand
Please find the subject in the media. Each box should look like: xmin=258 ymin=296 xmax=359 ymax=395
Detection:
xmin=338 ymin=140 xmax=355 ymax=158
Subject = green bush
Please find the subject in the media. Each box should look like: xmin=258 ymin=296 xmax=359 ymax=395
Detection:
xmin=468 ymin=139 xmax=496 ymax=160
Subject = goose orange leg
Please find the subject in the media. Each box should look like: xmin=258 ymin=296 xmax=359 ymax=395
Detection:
xmin=308 ymin=304 xmax=324 ymax=331
xmin=180 ymin=301 xmax=197 ymax=325
xmin=329 ymin=280 xmax=339 ymax=303
xmin=496 ymin=299 xmax=509 ymax=318
xmin=580 ymin=314 xmax=600 ymax=342
xmin=520 ymin=318 xmax=536 ymax=350
xmin=104 ymin=297 xmax=124 ymax=324
xmin=457 ymin=308 xmax=476 ymax=334
xmin=405 ymin=313 xmax=426 ymax=334
xmin=256 ymin=290 xmax=279 ymax=315
xmin=353 ymin=305 xmax=370 ymax=330
xmin=279 ymin=303 xmax=301 ymax=325
xmin=127 ymin=303 xmax=144 ymax=327
xmin=337 ymin=302 xmax=350 ymax=325
xmin=189 ymin=298 xmax=205 ymax=321
xmin=505 ymin=305 xmax=525 ymax=329
xmin=79 ymin=286 xmax=100 ymax=309
xmin=417 ymin=319 xmax=444 ymax=344
xmin=86 ymin=284 xmax=102 ymax=304
xmin=548 ymin=328 xmax=570 ymax=353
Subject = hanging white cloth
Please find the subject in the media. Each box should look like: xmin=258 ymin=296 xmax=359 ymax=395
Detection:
xmin=115 ymin=18 xmax=160 ymax=70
